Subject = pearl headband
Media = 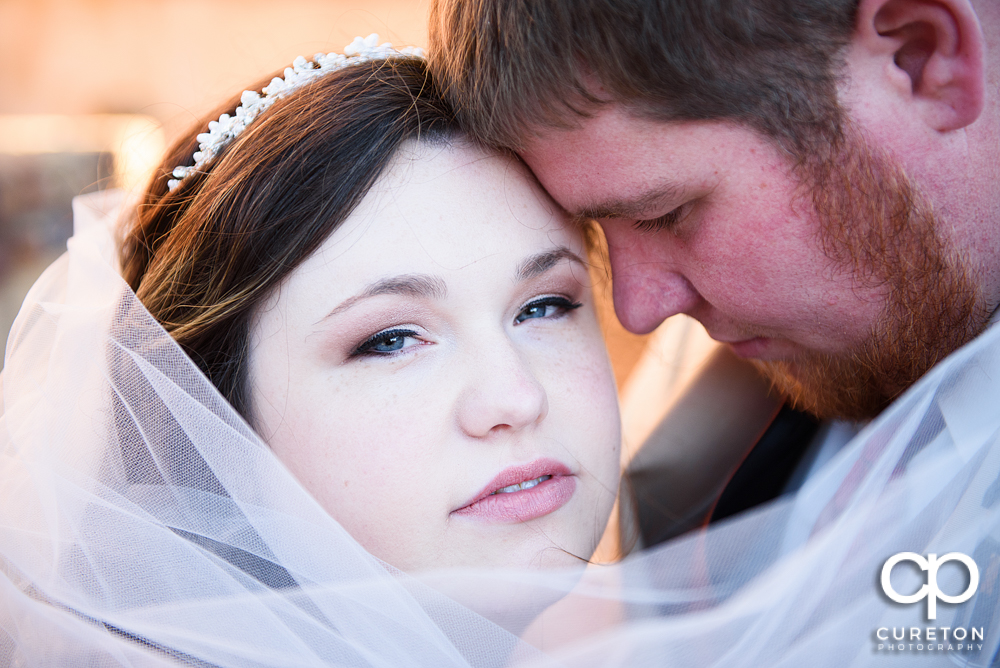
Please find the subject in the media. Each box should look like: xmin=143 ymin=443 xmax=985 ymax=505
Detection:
xmin=167 ymin=34 xmax=424 ymax=191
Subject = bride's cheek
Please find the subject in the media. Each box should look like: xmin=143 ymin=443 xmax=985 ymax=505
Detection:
xmin=534 ymin=322 xmax=621 ymax=473
xmin=575 ymin=333 xmax=623 ymax=476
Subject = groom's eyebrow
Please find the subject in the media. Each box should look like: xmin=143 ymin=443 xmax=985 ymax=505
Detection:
xmin=322 ymin=274 xmax=447 ymax=320
xmin=516 ymin=247 xmax=587 ymax=281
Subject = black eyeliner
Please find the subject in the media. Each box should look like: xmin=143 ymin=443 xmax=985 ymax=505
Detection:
xmin=351 ymin=327 xmax=419 ymax=357
xmin=524 ymin=295 xmax=582 ymax=308
xmin=515 ymin=295 xmax=583 ymax=324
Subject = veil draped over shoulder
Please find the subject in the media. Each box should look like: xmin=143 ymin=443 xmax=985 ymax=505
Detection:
xmin=1 ymin=191 xmax=999 ymax=667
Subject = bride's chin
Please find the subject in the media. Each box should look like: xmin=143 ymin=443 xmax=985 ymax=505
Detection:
xmin=398 ymin=533 xmax=597 ymax=635
xmin=413 ymin=558 xmax=590 ymax=636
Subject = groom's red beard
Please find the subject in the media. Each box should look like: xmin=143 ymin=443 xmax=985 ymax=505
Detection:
xmin=752 ymin=132 xmax=988 ymax=421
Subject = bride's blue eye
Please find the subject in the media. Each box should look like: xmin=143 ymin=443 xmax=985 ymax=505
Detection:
xmin=353 ymin=328 xmax=420 ymax=356
xmin=515 ymin=296 xmax=582 ymax=324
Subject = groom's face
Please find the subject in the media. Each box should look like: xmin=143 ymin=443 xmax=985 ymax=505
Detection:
xmin=521 ymin=106 xmax=982 ymax=419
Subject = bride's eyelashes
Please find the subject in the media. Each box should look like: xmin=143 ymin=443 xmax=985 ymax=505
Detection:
xmin=351 ymin=327 xmax=425 ymax=358
xmin=514 ymin=296 xmax=582 ymax=324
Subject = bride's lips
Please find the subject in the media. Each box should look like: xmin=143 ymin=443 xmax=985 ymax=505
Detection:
xmin=452 ymin=458 xmax=576 ymax=523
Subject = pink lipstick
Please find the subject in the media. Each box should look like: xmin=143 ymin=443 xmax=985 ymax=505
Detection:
xmin=453 ymin=458 xmax=576 ymax=523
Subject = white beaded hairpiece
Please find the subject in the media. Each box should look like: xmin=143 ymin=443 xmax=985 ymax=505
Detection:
xmin=167 ymin=34 xmax=424 ymax=191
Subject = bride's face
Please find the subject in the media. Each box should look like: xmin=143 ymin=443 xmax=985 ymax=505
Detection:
xmin=249 ymin=141 xmax=621 ymax=572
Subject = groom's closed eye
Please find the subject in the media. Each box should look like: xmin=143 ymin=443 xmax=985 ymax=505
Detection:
xmin=570 ymin=181 xmax=692 ymax=224
xmin=633 ymin=203 xmax=694 ymax=234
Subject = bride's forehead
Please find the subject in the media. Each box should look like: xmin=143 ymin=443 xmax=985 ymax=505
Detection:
xmin=365 ymin=141 xmax=559 ymax=218
xmin=319 ymin=141 xmax=579 ymax=258
xmin=277 ymin=156 xmax=584 ymax=317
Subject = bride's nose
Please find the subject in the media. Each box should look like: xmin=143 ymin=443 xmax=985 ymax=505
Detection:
xmin=455 ymin=338 xmax=549 ymax=438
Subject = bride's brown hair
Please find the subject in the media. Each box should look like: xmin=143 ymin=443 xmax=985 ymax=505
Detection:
xmin=121 ymin=57 xmax=457 ymax=419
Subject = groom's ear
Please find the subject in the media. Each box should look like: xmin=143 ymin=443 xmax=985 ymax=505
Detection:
xmin=849 ymin=0 xmax=985 ymax=132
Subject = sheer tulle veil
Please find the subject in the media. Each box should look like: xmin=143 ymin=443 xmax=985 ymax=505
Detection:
xmin=1 ymin=190 xmax=999 ymax=666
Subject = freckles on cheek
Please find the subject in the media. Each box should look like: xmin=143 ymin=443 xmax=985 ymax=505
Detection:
xmin=547 ymin=340 xmax=620 ymax=437
xmin=308 ymin=392 xmax=442 ymax=480
xmin=685 ymin=227 xmax=761 ymax=298
xmin=698 ymin=201 xmax=817 ymax=292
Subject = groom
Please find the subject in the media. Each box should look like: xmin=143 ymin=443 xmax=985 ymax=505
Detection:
xmin=429 ymin=0 xmax=1000 ymax=536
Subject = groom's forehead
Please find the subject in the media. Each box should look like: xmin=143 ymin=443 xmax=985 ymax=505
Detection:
xmin=521 ymin=108 xmax=791 ymax=217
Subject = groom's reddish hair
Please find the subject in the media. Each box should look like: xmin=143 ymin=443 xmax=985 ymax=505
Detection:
xmin=429 ymin=0 xmax=859 ymax=158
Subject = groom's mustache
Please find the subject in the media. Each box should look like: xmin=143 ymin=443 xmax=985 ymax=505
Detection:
xmin=752 ymin=128 xmax=987 ymax=421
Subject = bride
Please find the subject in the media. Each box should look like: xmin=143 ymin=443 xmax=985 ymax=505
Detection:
xmin=2 ymin=36 xmax=999 ymax=667
xmin=120 ymin=39 xmax=621 ymax=574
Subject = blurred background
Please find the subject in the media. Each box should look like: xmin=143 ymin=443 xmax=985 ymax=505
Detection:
xmin=0 ymin=0 xmax=429 ymax=134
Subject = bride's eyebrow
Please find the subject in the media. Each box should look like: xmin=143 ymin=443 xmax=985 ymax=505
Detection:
xmin=321 ymin=274 xmax=447 ymax=321
xmin=516 ymin=247 xmax=587 ymax=281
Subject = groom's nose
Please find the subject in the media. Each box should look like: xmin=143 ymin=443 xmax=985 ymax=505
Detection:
xmin=601 ymin=223 xmax=702 ymax=335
